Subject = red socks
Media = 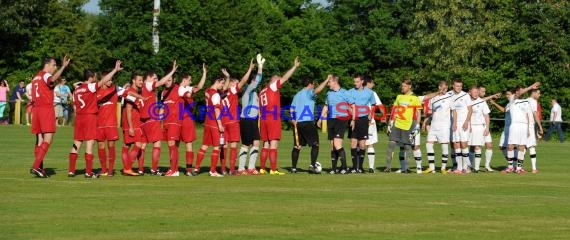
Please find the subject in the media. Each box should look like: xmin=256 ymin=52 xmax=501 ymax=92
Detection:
xmin=128 ymin=146 xmax=141 ymax=171
xmin=185 ymin=151 xmax=194 ymax=172
xmin=98 ymin=148 xmax=107 ymax=173
xmin=121 ymin=146 xmax=129 ymax=170
xmin=33 ymin=142 xmax=50 ymax=169
xmin=108 ymin=146 xmax=116 ymax=173
xmin=260 ymin=148 xmax=269 ymax=170
xmin=210 ymin=149 xmax=220 ymax=173
xmin=220 ymin=146 xmax=227 ymax=173
xmin=269 ymin=149 xmax=277 ymax=171
xmin=68 ymin=153 xmax=78 ymax=173
xmin=195 ymin=148 xmax=206 ymax=170
xmin=169 ymin=145 xmax=179 ymax=172
xmin=137 ymin=149 xmax=145 ymax=172
xmin=85 ymin=153 xmax=94 ymax=174
xmin=229 ymin=147 xmax=237 ymax=172
xmin=151 ymin=147 xmax=160 ymax=171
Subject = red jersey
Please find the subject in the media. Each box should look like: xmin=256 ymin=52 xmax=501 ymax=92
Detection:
xmin=204 ymin=88 xmax=222 ymax=128
xmin=140 ymin=81 xmax=157 ymax=119
xmin=31 ymin=70 xmax=55 ymax=108
xmin=423 ymin=98 xmax=431 ymax=117
xmin=221 ymin=85 xmax=241 ymax=124
xmin=73 ymin=82 xmax=99 ymax=114
xmin=259 ymin=81 xmax=282 ymax=119
xmin=161 ymin=84 xmax=192 ymax=124
xmin=97 ymin=86 xmax=128 ymax=127
xmin=122 ymin=87 xmax=142 ymax=129
xmin=181 ymin=86 xmax=195 ymax=120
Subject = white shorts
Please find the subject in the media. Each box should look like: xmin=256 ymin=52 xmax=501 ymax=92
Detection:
xmin=469 ymin=125 xmax=486 ymax=146
xmin=427 ymin=128 xmax=450 ymax=143
xmin=507 ymin=122 xmax=528 ymax=146
xmin=526 ymin=126 xmax=537 ymax=147
xmin=453 ymin=128 xmax=470 ymax=143
xmin=365 ymin=123 xmax=378 ymax=145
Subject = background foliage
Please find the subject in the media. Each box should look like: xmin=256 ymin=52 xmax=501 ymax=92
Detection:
xmin=1 ymin=0 xmax=568 ymax=119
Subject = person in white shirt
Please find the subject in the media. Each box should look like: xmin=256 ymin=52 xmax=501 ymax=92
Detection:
xmin=464 ymin=86 xmax=491 ymax=172
xmin=505 ymin=86 xmax=534 ymax=173
xmin=450 ymin=78 xmax=471 ymax=174
xmin=423 ymin=81 xmax=453 ymax=174
xmin=526 ymin=89 xmax=544 ymax=173
xmin=364 ymin=77 xmax=384 ymax=173
xmin=544 ymin=99 xmax=564 ymax=143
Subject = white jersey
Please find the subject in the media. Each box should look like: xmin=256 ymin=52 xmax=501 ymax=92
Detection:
xmin=510 ymin=99 xmax=531 ymax=124
xmin=451 ymin=91 xmax=471 ymax=125
xmin=429 ymin=92 xmax=453 ymax=130
xmin=468 ymin=97 xmax=490 ymax=125
xmin=527 ymin=98 xmax=538 ymax=125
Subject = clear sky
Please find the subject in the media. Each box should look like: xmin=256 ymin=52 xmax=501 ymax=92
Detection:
xmin=82 ymin=0 xmax=329 ymax=14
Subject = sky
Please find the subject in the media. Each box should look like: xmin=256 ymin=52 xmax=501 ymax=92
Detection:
xmin=82 ymin=0 xmax=330 ymax=14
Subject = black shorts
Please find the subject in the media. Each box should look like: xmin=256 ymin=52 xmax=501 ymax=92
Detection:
xmin=293 ymin=121 xmax=319 ymax=147
xmin=327 ymin=118 xmax=349 ymax=140
xmin=348 ymin=117 xmax=370 ymax=140
xmin=240 ymin=118 xmax=260 ymax=145
xmin=389 ymin=121 xmax=416 ymax=145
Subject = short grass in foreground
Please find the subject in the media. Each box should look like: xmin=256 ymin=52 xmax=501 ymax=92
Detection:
xmin=1 ymin=125 xmax=570 ymax=239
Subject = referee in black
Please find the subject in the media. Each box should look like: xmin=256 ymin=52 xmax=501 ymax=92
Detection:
xmin=290 ymin=77 xmax=329 ymax=173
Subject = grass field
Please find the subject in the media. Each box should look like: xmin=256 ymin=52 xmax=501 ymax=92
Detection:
xmin=1 ymin=125 xmax=570 ymax=239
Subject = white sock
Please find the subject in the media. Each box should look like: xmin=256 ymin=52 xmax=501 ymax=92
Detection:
xmin=517 ymin=150 xmax=526 ymax=170
xmin=441 ymin=144 xmax=449 ymax=170
xmin=529 ymin=147 xmax=537 ymax=170
xmin=248 ymin=146 xmax=259 ymax=170
xmin=507 ymin=150 xmax=515 ymax=169
xmin=367 ymin=147 xmax=375 ymax=169
xmin=238 ymin=146 xmax=248 ymax=171
xmin=455 ymin=149 xmax=463 ymax=171
xmin=485 ymin=149 xmax=493 ymax=168
xmin=462 ymin=147 xmax=470 ymax=170
xmin=414 ymin=149 xmax=422 ymax=170
xmin=426 ymin=143 xmax=435 ymax=170
xmin=474 ymin=148 xmax=482 ymax=171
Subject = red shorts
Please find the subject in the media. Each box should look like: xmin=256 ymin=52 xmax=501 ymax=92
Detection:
xmin=202 ymin=125 xmax=220 ymax=146
xmin=163 ymin=123 xmax=181 ymax=142
xmin=141 ymin=119 xmax=162 ymax=143
xmin=97 ymin=126 xmax=119 ymax=141
xmin=260 ymin=118 xmax=281 ymax=141
xmin=123 ymin=128 xmax=143 ymax=144
xmin=180 ymin=117 xmax=196 ymax=143
xmin=31 ymin=107 xmax=56 ymax=134
xmin=74 ymin=114 xmax=98 ymax=140
xmin=223 ymin=121 xmax=240 ymax=142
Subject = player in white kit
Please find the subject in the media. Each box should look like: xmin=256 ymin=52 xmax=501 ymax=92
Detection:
xmin=505 ymin=85 xmax=534 ymax=173
xmin=450 ymin=78 xmax=472 ymax=174
xmin=526 ymin=89 xmax=543 ymax=173
xmin=423 ymin=81 xmax=453 ymax=174
xmin=464 ymin=86 xmax=491 ymax=172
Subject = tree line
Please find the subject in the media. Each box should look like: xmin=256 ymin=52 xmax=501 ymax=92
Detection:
xmin=1 ymin=0 xmax=568 ymax=121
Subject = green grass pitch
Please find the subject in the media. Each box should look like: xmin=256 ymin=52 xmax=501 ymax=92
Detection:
xmin=1 ymin=125 xmax=569 ymax=239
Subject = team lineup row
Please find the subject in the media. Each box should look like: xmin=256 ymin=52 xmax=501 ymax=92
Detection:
xmin=27 ymin=54 xmax=541 ymax=178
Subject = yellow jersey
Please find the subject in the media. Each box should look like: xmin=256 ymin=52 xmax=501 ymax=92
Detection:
xmin=393 ymin=93 xmax=422 ymax=130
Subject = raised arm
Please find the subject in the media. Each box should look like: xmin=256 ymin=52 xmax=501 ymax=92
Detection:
xmin=51 ymin=55 xmax=71 ymax=84
xmin=156 ymin=60 xmax=178 ymax=88
xmin=98 ymin=60 xmax=123 ymax=87
xmin=482 ymin=93 xmax=501 ymax=101
xmin=237 ymin=59 xmax=255 ymax=89
xmin=489 ymin=99 xmax=505 ymax=113
xmin=193 ymin=63 xmax=207 ymax=92
xmin=314 ymin=75 xmax=331 ymax=95
xmin=518 ymin=82 xmax=540 ymax=97
xmin=279 ymin=56 xmax=300 ymax=85
xmin=221 ymin=68 xmax=231 ymax=90
xmin=422 ymin=91 xmax=439 ymax=101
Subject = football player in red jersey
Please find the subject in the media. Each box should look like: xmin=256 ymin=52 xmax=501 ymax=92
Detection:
xmin=137 ymin=61 xmax=178 ymax=175
xmin=179 ymin=64 xmax=207 ymax=176
xmin=30 ymin=55 xmax=71 ymax=178
xmin=96 ymin=70 xmax=142 ymax=177
xmin=161 ymin=64 xmax=207 ymax=177
xmin=219 ymin=60 xmax=255 ymax=175
xmin=193 ymin=77 xmax=226 ymax=177
xmin=121 ymin=74 xmax=145 ymax=176
xmin=67 ymin=60 xmax=123 ymax=178
xmin=258 ymin=57 xmax=300 ymax=175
